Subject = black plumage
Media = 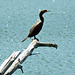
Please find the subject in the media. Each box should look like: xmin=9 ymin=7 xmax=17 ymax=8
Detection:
xmin=22 ymin=10 xmax=50 ymax=42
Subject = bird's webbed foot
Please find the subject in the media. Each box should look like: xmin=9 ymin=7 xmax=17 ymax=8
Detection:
xmin=34 ymin=36 xmax=39 ymax=41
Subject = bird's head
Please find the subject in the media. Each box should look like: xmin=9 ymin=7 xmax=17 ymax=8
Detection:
xmin=40 ymin=10 xmax=50 ymax=15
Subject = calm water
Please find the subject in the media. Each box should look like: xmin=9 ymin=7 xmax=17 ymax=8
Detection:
xmin=0 ymin=0 xmax=75 ymax=75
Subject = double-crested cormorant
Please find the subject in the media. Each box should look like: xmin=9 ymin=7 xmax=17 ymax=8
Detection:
xmin=22 ymin=10 xmax=50 ymax=42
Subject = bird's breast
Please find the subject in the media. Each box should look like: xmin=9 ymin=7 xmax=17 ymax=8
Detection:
xmin=28 ymin=20 xmax=43 ymax=37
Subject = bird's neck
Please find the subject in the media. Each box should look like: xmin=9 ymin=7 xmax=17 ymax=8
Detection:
xmin=39 ymin=13 xmax=44 ymax=22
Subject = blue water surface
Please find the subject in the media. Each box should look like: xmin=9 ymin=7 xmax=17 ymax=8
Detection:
xmin=0 ymin=0 xmax=75 ymax=75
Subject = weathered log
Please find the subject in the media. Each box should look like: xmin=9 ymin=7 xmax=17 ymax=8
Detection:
xmin=0 ymin=51 xmax=21 ymax=75
xmin=1 ymin=39 xmax=57 ymax=75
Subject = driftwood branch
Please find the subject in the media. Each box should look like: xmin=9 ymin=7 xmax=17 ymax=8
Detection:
xmin=36 ymin=42 xmax=57 ymax=49
xmin=0 ymin=51 xmax=21 ymax=75
xmin=0 ymin=39 xmax=58 ymax=75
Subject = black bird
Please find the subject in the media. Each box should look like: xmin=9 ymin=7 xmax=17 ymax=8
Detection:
xmin=22 ymin=10 xmax=50 ymax=42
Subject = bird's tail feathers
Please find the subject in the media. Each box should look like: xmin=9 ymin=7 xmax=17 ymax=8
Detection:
xmin=22 ymin=36 xmax=28 ymax=42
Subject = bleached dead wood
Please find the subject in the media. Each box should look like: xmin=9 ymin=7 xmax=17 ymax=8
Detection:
xmin=0 ymin=51 xmax=21 ymax=75
xmin=0 ymin=39 xmax=58 ymax=75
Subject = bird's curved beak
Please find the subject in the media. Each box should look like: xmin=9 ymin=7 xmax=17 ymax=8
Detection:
xmin=47 ymin=10 xmax=51 ymax=12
